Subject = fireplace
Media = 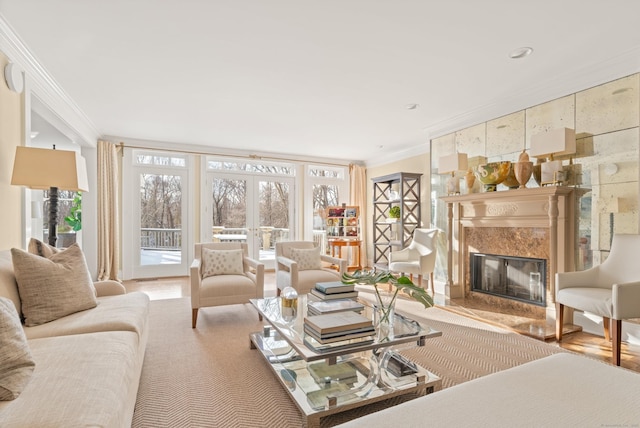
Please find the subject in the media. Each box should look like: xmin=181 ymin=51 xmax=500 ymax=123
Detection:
xmin=441 ymin=186 xmax=575 ymax=319
xmin=470 ymin=253 xmax=546 ymax=307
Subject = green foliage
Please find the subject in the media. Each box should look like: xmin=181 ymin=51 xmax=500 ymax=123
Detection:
xmin=389 ymin=205 xmax=401 ymax=218
xmin=341 ymin=269 xmax=434 ymax=309
xmin=64 ymin=192 xmax=82 ymax=232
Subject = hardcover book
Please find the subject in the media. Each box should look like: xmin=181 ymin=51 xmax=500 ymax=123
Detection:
xmin=307 ymin=299 xmax=364 ymax=315
xmin=304 ymin=311 xmax=373 ymax=335
xmin=304 ymin=325 xmax=375 ymax=344
xmin=309 ymin=288 xmax=358 ymax=301
xmin=315 ymin=281 xmax=355 ymax=294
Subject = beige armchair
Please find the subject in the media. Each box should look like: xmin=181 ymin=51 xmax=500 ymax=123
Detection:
xmin=389 ymin=228 xmax=438 ymax=293
xmin=556 ymin=234 xmax=640 ymax=365
xmin=190 ymin=242 xmax=264 ymax=328
xmin=275 ymin=241 xmax=347 ymax=295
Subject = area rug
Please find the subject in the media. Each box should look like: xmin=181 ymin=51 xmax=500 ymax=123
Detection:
xmin=132 ymin=297 xmax=565 ymax=427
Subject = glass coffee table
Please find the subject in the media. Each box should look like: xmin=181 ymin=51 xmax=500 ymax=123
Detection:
xmin=250 ymin=295 xmax=442 ymax=428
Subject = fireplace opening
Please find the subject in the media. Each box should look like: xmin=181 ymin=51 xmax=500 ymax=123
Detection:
xmin=470 ymin=253 xmax=546 ymax=307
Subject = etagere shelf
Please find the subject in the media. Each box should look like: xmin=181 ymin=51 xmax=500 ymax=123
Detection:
xmin=372 ymin=172 xmax=422 ymax=269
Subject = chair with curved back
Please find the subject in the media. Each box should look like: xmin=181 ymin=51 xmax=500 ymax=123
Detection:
xmin=388 ymin=228 xmax=438 ymax=293
xmin=190 ymin=242 xmax=264 ymax=328
xmin=556 ymin=233 xmax=640 ymax=365
xmin=275 ymin=241 xmax=347 ymax=296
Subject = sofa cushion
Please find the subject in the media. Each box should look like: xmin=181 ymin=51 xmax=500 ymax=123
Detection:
xmin=24 ymin=292 xmax=150 ymax=342
xmin=201 ymin=248 xmax=244 ymax=278
xmin=11 ymin=244 xmax=97 ymax=326
xmin=289 ymin=246 xmax=322 ymax=271
xmin=0 ymin=297 xmax=35 ymax=401
xmin=0 ymin=331 xmax=141 ymax=427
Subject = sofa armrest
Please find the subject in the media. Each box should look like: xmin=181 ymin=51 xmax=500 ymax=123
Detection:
xmin=556 ymin=267 xmax=601 ymax=292
xmin=94 ymin=280 xmax=126 ymax=297
xmin=389 ymin=247 xmax=410 ymax=263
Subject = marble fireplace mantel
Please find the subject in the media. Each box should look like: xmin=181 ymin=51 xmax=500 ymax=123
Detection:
xmin=440 ymin=186 xmax=575 ymax=307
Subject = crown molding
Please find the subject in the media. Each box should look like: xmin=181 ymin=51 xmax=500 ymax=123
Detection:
xmin=424 ymin=46 xmax=640 ymax=140
xmin=0 ymin=13 xmax=99 ymax=147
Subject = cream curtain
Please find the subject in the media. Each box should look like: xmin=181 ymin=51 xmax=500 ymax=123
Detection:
xmin=349 ymin=164 xmax=368 ymax=268
xmin=97 ymin=140 xmax=121 ymax=281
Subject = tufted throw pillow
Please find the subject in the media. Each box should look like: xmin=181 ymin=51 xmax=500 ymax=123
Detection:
xmin=11 ymin=244 xmax=98 ymax=327
xmin=27 ymin=238 xmax=61 ymax=258
xmin=201 ymin=248 xmax=244 ymax=278
xmin=289 ymin=247 xmax=322 ymax=271
xmin=0 ymin=297 xmax=35 ymax=400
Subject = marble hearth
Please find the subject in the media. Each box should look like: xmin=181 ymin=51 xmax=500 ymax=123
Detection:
xmin=441 ymin=187 xmax=575 ymax=320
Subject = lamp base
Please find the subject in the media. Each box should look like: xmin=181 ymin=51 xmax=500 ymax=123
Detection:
xmin=48 ymin=186 xmax=59 ymax=247
xmin=446 ymin=175 xmax=460 ymax=195
xmin=541 ymin=160 xmax=564 ymax=186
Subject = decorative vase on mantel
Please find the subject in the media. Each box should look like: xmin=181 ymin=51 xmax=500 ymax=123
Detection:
xmin=514 ymin=150 xmax=534 ymax=188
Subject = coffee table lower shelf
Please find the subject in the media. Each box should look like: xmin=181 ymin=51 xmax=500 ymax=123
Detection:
xmin=250 ymin=330 xmax=442 ymax=428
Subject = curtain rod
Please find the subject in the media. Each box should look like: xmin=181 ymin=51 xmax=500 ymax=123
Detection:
xmin=116 ymin=142 xmax=353 ymax=168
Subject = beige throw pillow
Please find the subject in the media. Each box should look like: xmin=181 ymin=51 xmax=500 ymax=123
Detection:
xmin=0 ymin=297 xmax=35 ymax=400
xmin=11 ymin=244 xmax=98 ymax=326
xmin=289 ymin=247 xmax=322 ymax=271
xmin=201 ymin=248 xmax=244 ymax=278
xmin=27 ymin=238 xmax=61 ymax=258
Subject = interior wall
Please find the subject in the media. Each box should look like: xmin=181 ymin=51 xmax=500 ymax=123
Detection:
xmin=431 ymin=73 xmax=640 ymax=282
xmin=365 ymin=153 xmax=430 ymax=267
xmin=0 ymin=51 xmax=24 ymax=250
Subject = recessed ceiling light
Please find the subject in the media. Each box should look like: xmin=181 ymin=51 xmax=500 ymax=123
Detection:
xmin=509 ymin=47 xmax=533 ymax=59
xmin=406 ymin=103 xmax=419 ymax=110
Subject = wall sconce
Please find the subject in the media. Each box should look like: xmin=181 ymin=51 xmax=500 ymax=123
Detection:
xmin=11 ymin=146 xmax=89 ymax=246
xmin=530 ymin=128 xmax=576 ymax=185
xmin=439 ymin=152 xmax=468 ymax=195
xmin=608 ymin=197 xmax=620 ymax=249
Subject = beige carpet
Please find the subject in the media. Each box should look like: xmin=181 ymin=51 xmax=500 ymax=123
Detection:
xmin=132 ymin=297 xmax=566 ymax=427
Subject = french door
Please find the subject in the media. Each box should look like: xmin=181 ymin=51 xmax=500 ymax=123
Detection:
xmin=122 ymin=150 xmax=192 ymax=279
xmin=204 ymin=172 xmax=295 ymax=269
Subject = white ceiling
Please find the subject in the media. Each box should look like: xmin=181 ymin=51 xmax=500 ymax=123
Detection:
xmin=2 ymin=1 xmax=640 ymax=164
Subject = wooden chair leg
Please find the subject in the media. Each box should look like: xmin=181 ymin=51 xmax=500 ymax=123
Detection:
xmin=612 ymin=319 xmax=622 ymax=366
xmin=417 ymin=274 xmax=423 ymax=288
xmin=258 ymin=314 xmax=263 ymax=322
xmin=555 ymin=302 xmax=564 ymax=341
xmin=276 ymin=288 xmax=281 ymax=297
xmin=430 ymin=272 xmax=435 ymax=294
xmin=192 ymin=308 xmax=198 ymax=329
xmin=603 ymin=317 xmax=611 ymax=342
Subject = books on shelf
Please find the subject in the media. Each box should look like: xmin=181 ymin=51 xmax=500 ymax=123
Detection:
xmin=315 ymin=281 xmax=355 ymax=294
xmin=307 ymin=299 xmax=364 ymax=316
xmin=309 ymin=288 xmax=358 ymax=301
xmin=304 ymin=311 xmax=373 ymax=335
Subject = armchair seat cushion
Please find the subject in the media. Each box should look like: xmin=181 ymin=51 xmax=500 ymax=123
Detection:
xmin=200 ymin=274 xmax=256 ymax=299
xmin=388 ymin=261 xmax=421 ymax=275
xmin=557 ymin=288 xmax=613 ymax=318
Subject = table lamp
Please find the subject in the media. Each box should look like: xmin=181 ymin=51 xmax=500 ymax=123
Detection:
xmin=11 ymin=146 xmax=89 ymax=247
xmin=530 ymin=128 xmax=576 ymax=185
xmin=439 ymin=152 xmax=468 ymax=195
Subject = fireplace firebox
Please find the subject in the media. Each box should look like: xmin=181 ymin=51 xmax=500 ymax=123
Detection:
xmin=470 ymin=253 xmax=546 ymax=307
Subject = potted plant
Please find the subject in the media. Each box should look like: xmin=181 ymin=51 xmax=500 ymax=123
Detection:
xmin=388 ymin=205 xmax=401 ymax=221
xmin=64 ymin=192 xmax=82 ymax=231
xmin=342 ymin=269 xmax=433 ymax=341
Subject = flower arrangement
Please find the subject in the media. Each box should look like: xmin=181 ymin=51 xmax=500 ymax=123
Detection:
xmin=341 ymin=269 xmax=434 ymax=325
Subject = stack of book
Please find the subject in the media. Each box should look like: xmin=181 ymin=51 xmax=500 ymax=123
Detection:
xmin=309 ymin=281 xmax=358 ymax=301
xmin=307 ymin=299 xmax=364 ymax=316
xmin=303 ymin=311 xmax=375 ymax=346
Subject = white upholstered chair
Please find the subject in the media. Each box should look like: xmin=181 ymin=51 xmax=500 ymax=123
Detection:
xmin=275 ymin=241 xmax=347 ymax=295
xmin=556 ymin=234 xmax=640 ymax=365
xmin=388 ymin=228 xmax=438 ymax=293
xmin=190 ymin=242 xmax=264 ymax=328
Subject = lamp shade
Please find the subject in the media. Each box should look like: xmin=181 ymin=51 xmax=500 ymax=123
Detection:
xmin=530 ymin=128 xmax=576 ymax=158
xmin=11 ymin=147 xmax=89 ymax=192
xmin=439 ymin=152 xmax=468 ymax=174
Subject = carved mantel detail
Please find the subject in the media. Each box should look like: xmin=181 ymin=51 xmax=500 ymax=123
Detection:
xmin=441 ymin=187 xmax=575 ymax=307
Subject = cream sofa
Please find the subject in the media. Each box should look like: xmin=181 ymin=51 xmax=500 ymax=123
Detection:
xmin=0 ymin=250 xmax=150 ymax=427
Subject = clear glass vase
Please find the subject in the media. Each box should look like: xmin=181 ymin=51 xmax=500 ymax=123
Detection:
xmin=374 ymin=289 xmax=397 ymax=342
